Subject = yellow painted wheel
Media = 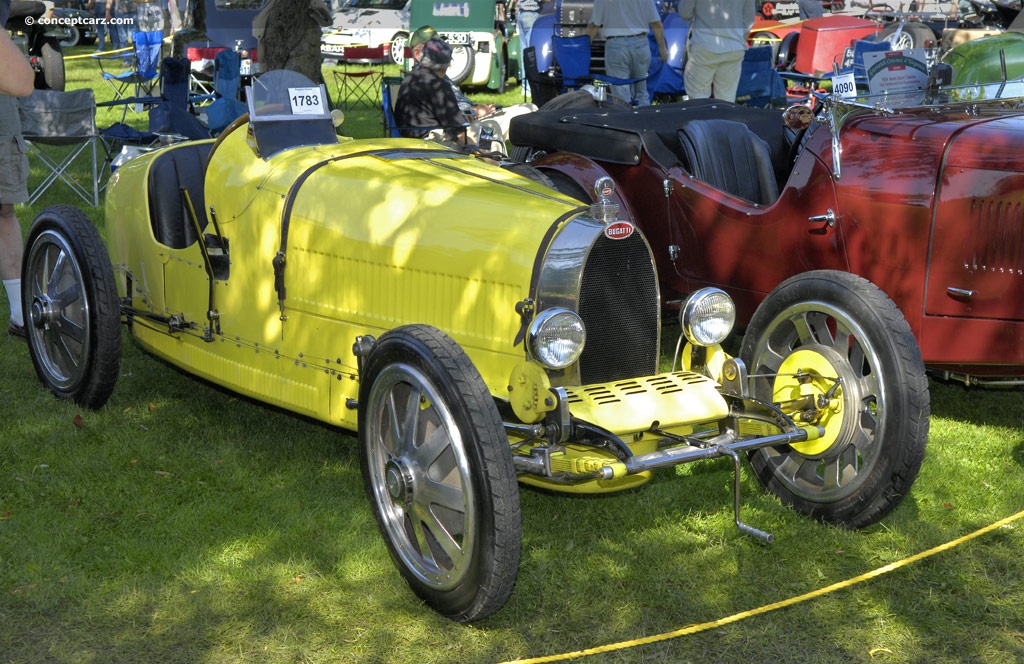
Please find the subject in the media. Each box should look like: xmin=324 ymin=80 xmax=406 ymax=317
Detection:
xmin=771 ymin=347 xmax=849 ymax=457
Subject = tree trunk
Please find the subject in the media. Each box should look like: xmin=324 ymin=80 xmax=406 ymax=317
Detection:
xmin=256 ymin=0 xmax=331 ymax=84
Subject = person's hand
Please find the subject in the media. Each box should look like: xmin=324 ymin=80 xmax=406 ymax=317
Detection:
xmin=473 ymin=104 xmax=497 ymax=118
xmin=658 ymin=45 xmax=668 ymax=62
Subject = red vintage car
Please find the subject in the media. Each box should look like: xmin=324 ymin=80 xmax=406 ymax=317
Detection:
xmin=509 ymin=84 xmax=1024 ymax=387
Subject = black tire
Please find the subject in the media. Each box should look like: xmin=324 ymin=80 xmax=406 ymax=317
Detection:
xmin=38 ymin=39 xmax=65 ymax=91
xmin=358 ymin=325 xmax=521 ymax=622
xmin=739 ymin=271 xmax=928 ymax=529
xmin=496 ymin=52 xmax=507 ymax=94
xmin=750 ymin=32 xmax=780 ymax=64
xmin=878 ymin=22 xmax=935 ymax=50
xmin=58 ymin=25 xmax=81 ymax=48
xmin=777 ymin=31 xmax=798 ymax=70
xmin=22 ymin=205 xmax=122 ymax=410
xmin=448 ymin=45 xmax=475 ymax=85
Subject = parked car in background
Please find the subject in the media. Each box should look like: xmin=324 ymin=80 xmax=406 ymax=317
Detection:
xmin=527 ymin=0 xmax=688 ymax=95
xmin=22 ymin=70 xmax=927 ymax=623
xmin=408 ymin=0 xmax=514 ymax=89
xmin=6 ymin=0 xmax=65 ymax=90
xmin=943 ymin=6 xmax=1024 ymax=82
xmin=321 ymin=0 xmax=411 ymax=64
xmin=758 ymin=0 xmax=844 ymax=20
xmin=50 ymin=0 xmax=98 ymax=48
xmin=509 ymin=80 xmax=1024 ymax=387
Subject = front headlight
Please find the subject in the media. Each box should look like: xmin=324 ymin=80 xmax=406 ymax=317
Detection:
xmin=528 ymin=308 xmax=586 ymax=369
xmin=680 ymin=288 xmax=735 ymax=346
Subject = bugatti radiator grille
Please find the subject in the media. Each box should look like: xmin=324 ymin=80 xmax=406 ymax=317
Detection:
xmin=576 ymin=233 xmax=660 ymax=385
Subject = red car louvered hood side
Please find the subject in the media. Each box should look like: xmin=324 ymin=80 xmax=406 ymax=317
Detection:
xmin=928 ymin=115 xmax=1024 ymax=323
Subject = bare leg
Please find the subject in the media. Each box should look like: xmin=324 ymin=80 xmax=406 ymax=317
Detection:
xmin=0 ymin=203 xmax=25 ymax=328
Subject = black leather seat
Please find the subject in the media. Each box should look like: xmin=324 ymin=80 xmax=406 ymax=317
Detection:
xmin=147 ymin=142 xmax=214 ymax=249
xmin=677 ymin=119 xmax=779 ymax=206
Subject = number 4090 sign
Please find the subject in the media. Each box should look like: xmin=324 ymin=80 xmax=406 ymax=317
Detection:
xmin=289 ymin=87 xmax=324 ymax=115
xmin=832 ymin=72 xmax=857 ymax=100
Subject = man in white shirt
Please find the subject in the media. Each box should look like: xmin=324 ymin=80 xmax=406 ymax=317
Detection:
xmin=678 ymin=0 xmax=755 ymax=103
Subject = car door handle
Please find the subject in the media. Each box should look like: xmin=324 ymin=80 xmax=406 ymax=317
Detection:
xmin=808 ymin=209 xmax=836 ymax=227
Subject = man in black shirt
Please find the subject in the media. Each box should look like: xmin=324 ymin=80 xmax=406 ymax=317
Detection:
xmin=394 ymin=38 xmax=468 ymax=143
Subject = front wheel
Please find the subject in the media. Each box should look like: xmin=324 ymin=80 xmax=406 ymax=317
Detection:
xmin=358 ymin=325 xmax=521 ymax=622
xmin=22 ymin=205 xmax=122 ymax=409
xmin=740 ymin=271 xmax=928 ymax=529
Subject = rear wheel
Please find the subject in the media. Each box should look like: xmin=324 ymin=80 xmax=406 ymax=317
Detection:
xmin=740 ymin=271 xmax=928 ymax=529
xmin=22 ymin=205 xmax=122 ymax=409
xmin=359 ymin=325 xmax=521 ymax=622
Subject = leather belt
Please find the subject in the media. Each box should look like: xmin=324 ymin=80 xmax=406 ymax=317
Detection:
xmin=606 ymin=33 xmax=646 ymax=39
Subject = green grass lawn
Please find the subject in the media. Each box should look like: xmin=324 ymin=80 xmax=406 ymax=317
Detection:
xmin=2 ymin=47 xmax=1024 ymax=664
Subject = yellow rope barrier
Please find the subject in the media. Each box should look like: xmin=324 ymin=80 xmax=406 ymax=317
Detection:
xmin=64 ymin=36 xmax=172 ymax=61
xmin=502 ymin=508 xmax=1024 ymax=663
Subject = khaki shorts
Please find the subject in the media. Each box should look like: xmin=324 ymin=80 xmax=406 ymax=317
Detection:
xmin=0 ymin=136 xmax=30 ymax=205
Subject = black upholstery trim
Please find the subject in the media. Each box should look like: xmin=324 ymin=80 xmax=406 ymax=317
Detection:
xmin=148 ymin=142 xmax=214 ymax=249
xmin=677 ymin=119 xmax=779 ymax=205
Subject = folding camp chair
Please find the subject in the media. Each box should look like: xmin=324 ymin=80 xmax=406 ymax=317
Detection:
xmin=204 ymin=50 xmax=247 ymax=134
xmin=382 ymin=75 xmax=403 ymax=137
xmin=523 ymin=46 xmax=561 ymax=107
xmin=839 ymin=39 xmax=894 ymax=88
xmin=95 ymin=31 xmax=164 ymax=105
xmin=334 ymin=69 xmax=384 ymax=111
xmin=551 ymin=35 xmax=647 ymax=103
xmin=19 ymin=88 xmax=103 ymax=207
xmin=736 ymin=45 xmax=788 ymax=107
xmin=147 ymin=56 xmax=211 ymax=140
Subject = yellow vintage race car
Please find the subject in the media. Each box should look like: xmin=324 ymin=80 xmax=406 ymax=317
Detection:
xmin=22 ymin=71 xmax=927 ymax=622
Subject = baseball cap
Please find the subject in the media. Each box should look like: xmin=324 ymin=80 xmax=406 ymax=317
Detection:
xmin=421 ymin=37 xmax=453 ymax=68
xmin=409 ymin=26 xmax=438 ymax=48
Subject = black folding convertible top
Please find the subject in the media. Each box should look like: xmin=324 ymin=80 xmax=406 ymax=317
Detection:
xmin=509 ymin=98 xmax=789 ymax=175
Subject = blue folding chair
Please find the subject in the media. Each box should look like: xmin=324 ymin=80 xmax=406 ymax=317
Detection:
xmin=382 ymin=75 xmax=402 ymax=137
xmin=95 ymin=31 xmax=164 ymax=103
xmin=205 ymin=50 xmax=247 ymax=134
xmin=551 ymin=35 xmax=647 ymax=102
xmin=736 ymin=45 xmax=788 ymax=107
xmin=147 ymin=56 xmax=211 ymax=140
xmin=840 ymin=39 xmax=893 ymax=88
